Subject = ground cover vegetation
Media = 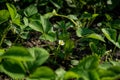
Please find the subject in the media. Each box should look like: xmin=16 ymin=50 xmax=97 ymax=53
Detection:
xmin=0 ymin=0 xmax=120 ymax=80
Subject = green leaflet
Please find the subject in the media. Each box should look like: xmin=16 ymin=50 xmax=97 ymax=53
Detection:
xmin=89 ymin=42 xmax=106 ymax=56
xmin=87 ymin=33 xmax=105 ymax=42
xmin=64 ymin=71 xmax=80 ymax=80
xmin=24 ymin=4 xmax=38 ymax=17
xmin=102 ymin=28 xmax=120 ymax=48
xmin=0 ymin=60 xmax=26 ymax=79
xmin=2 ymin=46 xmax=33 ymax=61
xmin=76 ymin=28 xmax=94 ymax=37
xmin=29 ymin=66 xmax=55 ymax=79
xmin=27 ymin=47 xmax=49 ymax=71
xmin=76 ymin=28 xmax=105 ymax=42
xmin=0 ymin=10 xmax=10 ymax=24
xmin=6 ymin=3 xmax=21 ymax=26
xmin=29 ymin=14 xmax=56 ymax=42
xmin=55 ymin=68 xmax=66 ymax=80
xmin=70 ymin=55 xmax=100 ymax=80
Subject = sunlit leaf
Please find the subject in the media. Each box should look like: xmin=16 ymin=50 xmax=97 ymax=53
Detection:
xmin=88 ymin=70 xmax=100 ymax=80
xmin=89 ymin=42 xmax=106 ymax=56
xmin=98 ymin=68 xmax=116 ymax=78
xmin=30 ymin=66 xmax=55 ymax=79
xmin=55 ymin=68 xmax=66 ymax=80
xmin=50 ymin=0 xmax=61 ymax=9
xmin=6 ymin=3 xmax=17 ymax=20
xmin=89 ymin=42 xmax=98 ymax=54
xmin=27 ymin=47 xmax=49 ymax=70
xmin=70 ymin=55 xmax=100 ymax=80
xmin=40 ymin=32 xmax=56 ymax=42
xmin=6 ymin=3 xmax=21 ymax=26
xmin=102 ymin=28 xmax=120 ymax=48
xmin=24 ymin=5 xmax=38 ymax=17
xmin=87 ymin=33 xmax=105 ymax=42
xmin=0 ymin=60 xmax=26 ymax=79
xmin=92 ymin=14 xmax=99 ymax=19
xmin=76 ymin=28 xmax=94 ymax=37
xmin=2 ymin=46 xmax=33 ymax=61
xmin=64 ymin=71 xmax=80 ymax=80
xmin=40 ymin=15 xmax=52 ymax=33
xmin=0 ymin=10 xmax=9 ymax=24
xmin=29 ymin=20 xmax=43 ymax=33
xmin=67 ymin=15 xmax=78 ymax=20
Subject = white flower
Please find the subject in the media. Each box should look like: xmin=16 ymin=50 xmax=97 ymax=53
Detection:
xmin=58 ymin=40 xmax=65 ymax=46
xmin=107 ymin=0 xmax=112 ymax=5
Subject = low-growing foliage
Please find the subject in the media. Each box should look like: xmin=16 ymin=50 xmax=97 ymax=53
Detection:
xmin=0 ymin=0 xmax=120 ymax=80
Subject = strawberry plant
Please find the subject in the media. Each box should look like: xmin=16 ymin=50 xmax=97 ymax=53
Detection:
xmin=0 ymin=0 xmax=120 ymax=80
xmin=0 ymin=46 xmax=55 ymax=79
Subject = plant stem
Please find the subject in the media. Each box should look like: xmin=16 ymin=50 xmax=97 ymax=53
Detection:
xmin=0 ymin=25 xmax=11 ymax=48
xmin=112 ymin=46 xmax=116 ymax=55
xmin=55 ymin=44 xmax=60 ymax=62
xmin=55 ymin=14 xmax=79 ymax=28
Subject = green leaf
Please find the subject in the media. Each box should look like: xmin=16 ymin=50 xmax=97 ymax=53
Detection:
xmin=102 ymin=28 xmax=120 ymax=48
xmin=0 ymin=10 xmax=10 ymax=24
xmin=79 ymin=55 xmax=100 ymax=70
xmin=2 ymin=46 xmax=33 ymax=61
xmin=64 ymin=71 xmax=80 ymax=80
xmin=30 ymin=66 xmax=55 ymax=79
xmin=87 ymin=33 xmax=105 ymax=42
xmin=105 ymin=14 xmax=112 ymax=21
xmin=88 ymin=70 xmax=100 ymax=80
xmin=102 ymin=28 xmax=116 ymax=42
xmin=6 ymin=3 xmax=17 ymax=20
xmin=29 ymin=15 xmax=53 ymax=33
xmin=108 ymin=66 xmax=120 ymax=74
xmin=27 ymin=47 xmax=49 ymax=70
xmin=6 ymin=3 xmax=21 ymax=26
xmin=101 ymin=77 xmax=115 ymax=80
xmin=89 ymin=42 xmax=106 ymax=56
xmin=111 ymin=19 xmax=120 ymax=29
xmin=99 ymin=62 xmax=113 ymax=70
xmin=76 ymin=28 xmax=94 ymax=37
xmin=43 ymin=12 xmax=54 ymax=19
xmin=20 ymin=32 xmax=29 ymax=39
xmin=71 ymin=55 xmax=99 ymax=73
xmin=98 ymin=68 xmax=116 ymax=78
xmin=64 ymin=39 xmax=75 ymax=53
xmin=29 ymin=15 xmax=56 ymax=42
xmin=67 ymin=15 xmax=78 ymax=20
xmin=40 ymin=15 xmax=52 ymax=33
xmin=89 ymin=42 xmax=98 ymax=54
xmin=50 ymin=0 xmax=61 ymax=9
xmin=0 ymin=60 xmax=26 ymax=79
xmin=55 ymin=68 xmax=66 ymax=80
xmin=0 ymin=49 xmax=5 ymax=62
xmin=24 ymin=5 xmax=38 ymax=17
xmin=40 ymin=32 xmax=56 ymax=42
xmin=76 ymin=28 xmax=104 ymax=42
xmin=81 ymin=12 xmax=92 ymax=19
xmin=0 ymin=49 xmax=5 ymax=56
xmin=92 ymin=14 xmax=99 ymax=19
xmin=23 ymin=17 xmax=29 ymax=26
xmin=70 ymin=55 xmax=100 ymax=80
xmin=29 ymin=20 xmax=43 ymax=33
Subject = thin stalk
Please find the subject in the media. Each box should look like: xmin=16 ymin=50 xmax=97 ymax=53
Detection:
xmin=55 ymin=44 xmax=60 ymax=62
xmin=86 ymin=18 xmax=96 ymax=28
xmin=55 ymin=14 xmax=78 ymax=28
xmin=112 ymin=46 xmax=117 ymax=55
xmin=0 ymin=25 xmax=11 ymax=48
